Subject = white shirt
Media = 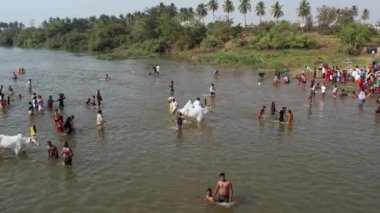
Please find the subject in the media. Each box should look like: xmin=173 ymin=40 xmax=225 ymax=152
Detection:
xmin=193 ymin=100 xmax=201 ymax=108
xmin=209 ymin=86 xmax=216 ymax=93
xmin=97 ymin=114 xmax=104 ymax=125
xmin=156 ymin=65 xmax=160 ymax=72
xmin=358 ymin=91 xmax=366 ymax=100
xmin=321 ymin=85 xmax=326 ymax=93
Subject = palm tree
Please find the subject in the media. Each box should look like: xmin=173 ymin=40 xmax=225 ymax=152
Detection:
xmin=297 ymin=0 xmax=311 ymax=25
xmin=351 ymin=5 xmax=359 ymax=17
xmin=207 ymin=0 xmax=219 ymax=22
xmin=196 ymin=3 xmax=208 ymax=23
xmin=239 ymin=0 xmax=252 ymax=27
xmin=271 ymin=1 xmax=284 ymax=21
xmin=361 ymin=9 xmax=370 ymax=23
xmin=223 ymin=0 xmax=235 ymax=21
xmin=255 ymin=1 xmax=266 ymax=23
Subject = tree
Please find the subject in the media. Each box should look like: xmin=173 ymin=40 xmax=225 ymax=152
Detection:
xmin=238 ymin=0 xmax=252 ymax=28
xmin=338 ymin=23 xmax=371 ymax=55
xmin=255 ymin=1 xmax=266 ymax=23
xmin=361 ymin=9 xmax=370 ymax=23
xmin=271 ymin=1 xmax=284 ymax=21
xmin=207 ymin=0 xmax=219 ymax=22
xmin=316 ymin=5 xmax=338 ymax=34
xmin=297 ymin=0 xmax=311 ymax=26
xmin=223 ymin=0 xmax=235 ymax=21
xmin=196 ymin=3 xmax=208 ymax=23
xmin=351 ymin=5 xmax=359 ymax=18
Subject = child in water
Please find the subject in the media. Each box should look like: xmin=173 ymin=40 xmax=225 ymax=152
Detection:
xmin=176 ymin=112 xmax=185 ymax=131
xmin=204 ymin=188 xmax=215 ymax=203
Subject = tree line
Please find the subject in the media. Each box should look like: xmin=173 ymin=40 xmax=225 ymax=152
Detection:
xmin=0 ymin=1 xmax=376 ymax=55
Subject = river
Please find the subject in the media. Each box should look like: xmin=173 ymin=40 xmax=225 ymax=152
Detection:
xmin=0 ymin=48 xmax=379 ymax=212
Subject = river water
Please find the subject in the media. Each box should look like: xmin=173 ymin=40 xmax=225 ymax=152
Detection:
xmin=0 ymin=48 xmax=379 ymax=212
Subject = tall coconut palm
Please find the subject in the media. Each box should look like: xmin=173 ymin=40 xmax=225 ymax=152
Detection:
xmin=207 ymin=0 xmax=219 ymax=21
xmin=271 ymin=1 xmax=284 ymax=21
xmin=239 ymin=0 xmax=252 ymax=27
xmin=255 ymin=1 xmax=266 ymax=23
xmin=297 ymin=0 xmax=311 ymax=25
xmin=196 ymin=3 xmax=208 ymax=23
xmin=223 ymin=0 xmax=235 ymax=21
xmin=351 ymin=5 xmax=359 ymax=17
xmin=361 ymin=9 xmax=370 ymax=23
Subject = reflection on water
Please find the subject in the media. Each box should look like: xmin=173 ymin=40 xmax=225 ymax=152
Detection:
xmin=0 ymin=48 xmax=379 ymax=212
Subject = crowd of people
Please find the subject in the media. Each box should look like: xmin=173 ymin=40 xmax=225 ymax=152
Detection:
xmin=0 ymin=68 xmax=109 ymax=166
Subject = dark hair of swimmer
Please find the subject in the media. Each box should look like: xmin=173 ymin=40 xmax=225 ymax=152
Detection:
xmin=196 ymin=97 xmax=200 ymax=101
xmin=63 ymin=141 xmax=69 ymax=148
xmin=98 ymin=110 xmax=102 ymax=114
xmin=47 ymin=141 xmax=52 ymax=146
xmin=71 ymin=115 xmax=75 ymax=119
xmin=206 ymin=188 xmax=212 ymax=194
xmin=219 ymin=172 xmax=225 ymax=178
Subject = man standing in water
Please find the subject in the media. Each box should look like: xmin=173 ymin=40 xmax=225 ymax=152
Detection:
xmin=279 ymin=107 xmax=287 ymax=123
xmin=214 ymin=173 xmax=233 ymax=203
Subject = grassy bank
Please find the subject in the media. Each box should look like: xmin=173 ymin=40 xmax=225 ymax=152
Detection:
xmin=95 ymin=33 xmax=372 ymax=72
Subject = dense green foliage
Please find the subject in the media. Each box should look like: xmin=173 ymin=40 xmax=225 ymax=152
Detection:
xmin=338 ymin=23 xmax=372 ymax=55
xmin=250 ymin=21 xmax=318 ymax=50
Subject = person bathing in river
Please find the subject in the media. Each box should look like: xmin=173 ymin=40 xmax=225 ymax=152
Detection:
xmin=279 ymin=107 xmax=287 ymax=123
xmin=97 ymin=109 xmax=105 ymax=129
xmin=28 ymin=101 xmax=34 ymax=115
xmin=176 ymin=112 xmax=185 ymax=131
xmin=332 ymin=85 xmax=338 ymax=99
xmin=210 ymin=83 xmax=216 ymax=96
xmin=321 ymin=83 xmax=327 ymax=98
xmin=258 ymin=105 xmax=266 ymax=119
xmin=26 ymin=79 xmax=32 ymax=90
xmin=61 ymin=141 xmax=73 ymax=166
xmin=47 ymin=95 xmax=54 ymax=109
xmin=91 ymin=96 xmax=96 ymax=106
xmin=8 ymin=86 xmax=14 ymax=95
xmin=12 ymin=72 xmax=17 ymax=80
xmin=105 ymin=74 xmax=110 ymax=80
xmin=271 ymin=101 xmax=277 ymax=116
xmin=214 ymin=173 xmax=233 ymax=203
xmin=169 ymin=80 xmax=175 ymax=96
xmin=56 ymin=115 xmax=64 ymax=132
xmin=204 ymin=188 xmax=215 ymax=203
xmin=86 ymin=98 xmax=91 ymax=105
xmin=47 ymin=141 xmax=59 ymax=159
xmin=64 ymin=115 xmax=75 ymax=134
xmin=96 ymin=90 xmax=103 ymax=107
xmin=287 ymin=109 xmax=293 ymax=125
xmin=56 ymin=93 xmax=66 ymax=110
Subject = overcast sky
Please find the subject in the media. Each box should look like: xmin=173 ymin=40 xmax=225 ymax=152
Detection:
xmin=1 ymin=0 xmax=378 ymax=26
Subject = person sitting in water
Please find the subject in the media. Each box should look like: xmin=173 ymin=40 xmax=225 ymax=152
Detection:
xmin=63 ymin=115 xmax=75 ymax=134
xmin=47 ymin=95 xmax=54 ymax=109
xmin=214 ymin=173 xmax=233 ymax=203
xmin=279 ymin=107 xmax=287 ymax=123
xmin=283 ymin=75 xmax=290 ymax=84
xmin=205 ymin=188 xmax=215 ymax=203
xmin=18 ymin=94 xmax=22 ymax=99
xmin=91 ymin=96 xmax=97 ymax=106
xmin=258 ymin=105 xmax=266 ymax=119
xmin=47 ymin=141 xmax=59 ymax=159
xmin=105 ymin=74 xmax=110 ymax=80
xmin=86 ymin=98 xmax=91 ymax=105
xmin=210 ymin=83 xmax=216 ymax=96
xmin=155 ymin=64 xmax=160 ymax=74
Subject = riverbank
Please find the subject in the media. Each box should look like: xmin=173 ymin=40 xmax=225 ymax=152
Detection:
xmin=95 ymin=33 xmax=372 ymax=73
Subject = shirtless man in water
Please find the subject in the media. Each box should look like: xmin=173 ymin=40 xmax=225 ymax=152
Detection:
xmin=214 ymin=173 xmax=233 ymax=203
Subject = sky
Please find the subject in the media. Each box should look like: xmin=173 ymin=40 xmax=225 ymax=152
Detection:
xmin=0 ymin=0 xmax=379 ymax=26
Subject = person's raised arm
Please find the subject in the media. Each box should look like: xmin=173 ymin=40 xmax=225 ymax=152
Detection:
xmin=214 ymin=183 xmax=219 ymax=198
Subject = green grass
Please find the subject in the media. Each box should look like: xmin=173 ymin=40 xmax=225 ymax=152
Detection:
xmin=193 ymin=47 xmax=368 ymax=72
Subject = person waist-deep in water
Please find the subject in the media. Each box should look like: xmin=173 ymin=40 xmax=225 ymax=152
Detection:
xmin=61 ymin=141 xmax=73 ymax=166
xmin=214 ymin=173 xmax=233 ymax=203
xmin=64 ymin=115 xmax=75 ymax=134
xmin=47 ymin=141 xmax=59 ymax=159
